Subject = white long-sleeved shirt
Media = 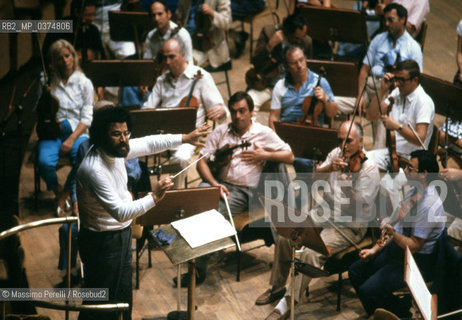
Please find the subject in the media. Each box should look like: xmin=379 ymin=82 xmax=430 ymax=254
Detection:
xmin=53 ymin=70 xmax=94 ymax=135
xmin=76 ymin=134 xmax=182 ymax=231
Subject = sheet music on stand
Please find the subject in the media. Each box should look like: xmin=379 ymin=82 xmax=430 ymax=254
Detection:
xmin=404 ymin=246 xmax=437 ymax=320
xmin=171 ymin=209 xmax=237 ymax=248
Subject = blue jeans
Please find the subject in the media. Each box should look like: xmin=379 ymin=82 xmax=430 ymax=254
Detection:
xmin=37 ymin=119 xmax=88 ymax=192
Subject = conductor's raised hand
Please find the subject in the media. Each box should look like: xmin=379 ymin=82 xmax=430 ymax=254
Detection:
xmin=153 ymin=176 xmax=174 ymax=202
xmin=182 ymin=123 xmax=212 ymax=147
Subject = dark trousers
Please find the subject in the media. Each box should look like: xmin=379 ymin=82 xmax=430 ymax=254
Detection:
xmin=78 ymin=226 xmax=132 ymax=320
xmin=348 ymin=242 xmax=436 ymax=317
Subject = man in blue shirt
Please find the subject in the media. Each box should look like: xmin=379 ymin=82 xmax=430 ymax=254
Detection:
xmin=336 ymin=3 xmax=423 ymax=148
xmin=269 ymin=45 xmax=337 ymax=173
xmin=269 ymin=45 xmax=337 ymax=130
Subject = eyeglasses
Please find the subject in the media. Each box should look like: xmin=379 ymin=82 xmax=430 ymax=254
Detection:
xmin=110 ymin=130 xmax=131 ymax=139
xmin=393 ymin=77 xmax=412 ymax=84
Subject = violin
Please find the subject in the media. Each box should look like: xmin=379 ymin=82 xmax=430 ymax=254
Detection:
xmin=207 ymin=140 xmax=251 ymax=177
xmin=344 ymin=150 xmax=367 ymax=174
xmin=378 ymin=187 xmax=423 ymax=246
xmin=192 ymin=1 xmax=214 ymax=52
xmin=297 ymin=70 xmax=326 ymax=127
xmin=178 ymin=70 xmax=202 ymax=109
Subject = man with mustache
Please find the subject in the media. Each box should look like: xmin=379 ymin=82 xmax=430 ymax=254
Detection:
xmin=76 ymin=105 xmax=209 ymax=320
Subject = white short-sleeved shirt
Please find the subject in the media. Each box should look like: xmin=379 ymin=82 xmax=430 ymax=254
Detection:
xmin=142 ymin=63 xmax=227 ymax=127
xmin=52 ymin=70 xmax=94 ymax=135
xmin=385 ymin=85 xmax=435 ymax=157
xmin=200 ymin=121 xmax=292 ymax=188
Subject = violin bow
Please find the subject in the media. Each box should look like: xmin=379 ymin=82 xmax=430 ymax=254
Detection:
xmin=407 ymin=121 xmax=427 ymax=150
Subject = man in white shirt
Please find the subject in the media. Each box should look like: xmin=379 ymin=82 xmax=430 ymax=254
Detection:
xmin=76 ymin=105 xmax=209 ymax=320
xmin=120 ymin=0 xmax=194 ymax=106
xmin=143 ymin=38 xmax=228 ymax=187
xmin=365 ymin=59 xmax=434 ymax=171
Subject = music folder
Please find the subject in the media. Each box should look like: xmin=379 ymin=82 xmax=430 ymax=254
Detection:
xmin=404 ymin=246 xmax=437 ymax=320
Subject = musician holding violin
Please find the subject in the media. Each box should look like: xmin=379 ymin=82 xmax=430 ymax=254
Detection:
xmin=119 ymin=0 xmax=193 ymax=106
xmin=349 ymin=150 xmax=445 ymax=318
xmin=365 ymin=59 xmax=435 ymax=171
xmin=143 ymin=38 xmax=227 ymax=188
xmin=259 ymin=121 xmax=379 ymax=319
xmin=183 ymin=91 xmax=293 ymax=288
xmin=175 ymin=0 xmax=232 ymax=71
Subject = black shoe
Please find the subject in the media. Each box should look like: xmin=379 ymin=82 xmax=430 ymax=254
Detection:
xmin=204 ymin=60 xmax=232 ymax=72
xmin=172 ymin=269 xmax=206 ymax=288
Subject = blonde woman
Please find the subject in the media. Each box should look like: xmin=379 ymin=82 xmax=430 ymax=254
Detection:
xmin=37 ymin=39 xmax=94 ymax=216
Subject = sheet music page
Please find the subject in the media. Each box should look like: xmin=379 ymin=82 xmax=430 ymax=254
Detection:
xmin=404 ymin=247 xmax=432 ymax=320
xmin=171 ymin=209 xmax=236 ymax=248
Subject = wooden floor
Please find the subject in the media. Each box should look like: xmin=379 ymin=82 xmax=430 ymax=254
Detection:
xmin=15 ymin=0 xmax=462 ymax=319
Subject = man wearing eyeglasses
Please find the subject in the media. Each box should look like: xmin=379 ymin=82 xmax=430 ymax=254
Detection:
xmin=336 ymin=3 xmax=423 ymax=148
xmin=365 ymin=59 xmax=434 ymax=171
xmin=76 ymin=105 xmax=210 ymax=320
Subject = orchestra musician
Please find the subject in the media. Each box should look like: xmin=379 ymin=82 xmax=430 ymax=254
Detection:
xmin=374 ymin=0 xmax=430 ymax=38
xmin=175 ymin=0 xmax=232 ymax=72
xmin=365 ymin=59 xmax=434 ymax=171
xmin=178 ymin=91 xmax=293 ymax=288
xmin=119 ymin=0 xmax=193 ymax=106
xmin=246 ymin=13 xmax=313 ymax=111
xmin=349 ymin=150 xmax=445 ymax=318
xmin=143 ymin=38 xmax=228 ymax=188
xmin=258 ymin=121 xmax=379 ymax=320
xmin=42 ymin=0 xmax=106 ymax=64
xmin=42 ymin=0 xmax=105 ymax=101
xmin=76 ymin=105 xmax=209 ymax=320
xmin=269 ymin=45 xmax=337 ymax=173
xmin=37 ymin=39 xmax=94 ymax=217
xmin=269 ymin=45 xmax=337 ymax=130
xmin=336 ymin=3 xmax=423 ymax=148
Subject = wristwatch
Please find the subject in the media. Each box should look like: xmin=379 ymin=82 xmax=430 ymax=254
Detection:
xmin=398 ymin=124 xmax=403 ymax=132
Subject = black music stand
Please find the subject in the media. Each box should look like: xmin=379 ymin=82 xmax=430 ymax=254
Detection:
xmin=108 ymin=11 xmax=155 ymax=57
xmin=129 ymin=108 xmax=197 ymax=137
xmin=298 ymin=5 xmax=368 ymax=59
xmin=129 ymin=108 xmax=197 ymax=178
xmin=420 ymin=74 xmax=462 ymax=163
xmin=135 ymin=187 xmax=235 ymax=320
xmin=274 ymin=121 xmax=337 ymax=160
xmin=306 ymin=59 xmax=359 ymax=97
xmin=258 ymin=194 xmax=329 ymax=320
xmin=83 ymin=59 xmax=158 ymax=87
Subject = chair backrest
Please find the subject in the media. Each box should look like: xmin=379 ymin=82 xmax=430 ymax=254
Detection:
xmin=415 ymin=21 xmax=428 ymax=52
xmin=427 ymin=125 xmax=439 ymax=156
